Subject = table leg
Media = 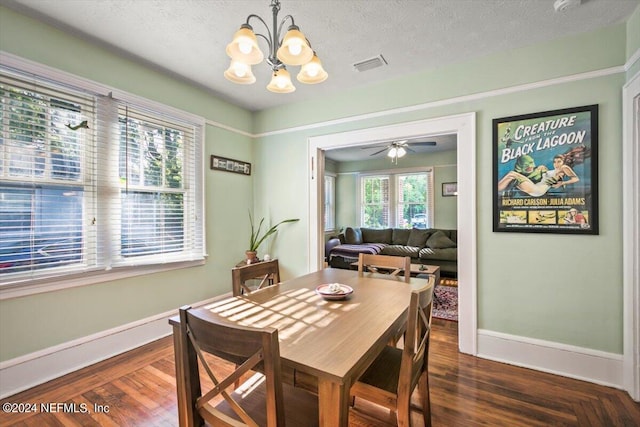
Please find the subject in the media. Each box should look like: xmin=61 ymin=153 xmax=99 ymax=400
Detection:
xmin=317 ymin=378 xmax=349 ymax=427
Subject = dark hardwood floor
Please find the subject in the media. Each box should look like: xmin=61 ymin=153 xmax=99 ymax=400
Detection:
xmin=1 ymin=318 xmax=638 ymax=426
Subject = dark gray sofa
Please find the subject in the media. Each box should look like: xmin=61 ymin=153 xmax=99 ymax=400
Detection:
xmin=327 ymin=227 xmax=457 ymax=277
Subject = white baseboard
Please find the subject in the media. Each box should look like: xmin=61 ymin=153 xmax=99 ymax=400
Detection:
xmin=478 ymin=329 xmax=623 ymax=389
xmin=0 ymin=296 xmax=221 ymax=399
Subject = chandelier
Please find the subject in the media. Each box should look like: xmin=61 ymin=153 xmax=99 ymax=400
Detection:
xmin=224 ymin=0 xmax=328 ymax=93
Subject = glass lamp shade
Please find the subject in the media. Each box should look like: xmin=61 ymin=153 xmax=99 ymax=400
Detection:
xmin=226 ymin=25 xmax=264 ymax=65
xmin=397 ymin=147 xmax=407 ymax=157
xmin=387 ymin=147 xmax=397 ymax=158
xmin=297 ymin=53 xmax=328 ymax=84
xmin=224 ymin=61 xmax=256 ymax=84
xmin=267 ymin=69 xmax=296 ymax=93
xmin=276 ymin=26 xmax=313 ymax=66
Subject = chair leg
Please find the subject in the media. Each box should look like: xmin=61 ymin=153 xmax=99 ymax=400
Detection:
xmin=420 ymin=371 xmax=431 ymax=427
xmin=396 ymin=392 xmax=411 ymax=427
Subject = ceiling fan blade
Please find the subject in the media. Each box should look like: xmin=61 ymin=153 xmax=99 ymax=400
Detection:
xmin=361 ymin=144 xmax=390 ymax=149
xmin=370 ymin=148 xmax=388 ymax=156
xmin=405 ymin=146 xmax=417 ymax=153
xmin=408 ymin=141 xmax=437 ymax=147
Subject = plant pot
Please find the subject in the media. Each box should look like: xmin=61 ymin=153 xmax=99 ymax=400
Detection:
xmin=245 ymin=250 xmax=259 ymax=264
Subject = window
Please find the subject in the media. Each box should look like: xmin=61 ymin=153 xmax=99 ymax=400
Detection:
xmin=324 ymin=174 xmax=335 ymax=231
xmin=0 ymin=64 xmax=204 ymax=289
xmin=361 ymin=175 xmax=390 ymax=228
xmin=360 ymin=170 xmax=433 ymax=229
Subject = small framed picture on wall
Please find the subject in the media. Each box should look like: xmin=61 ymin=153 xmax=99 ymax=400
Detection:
xmin=210 ymin=155 xmax=251 ymax=176
xmin=442 ymin=182 xmax=457 ymax=197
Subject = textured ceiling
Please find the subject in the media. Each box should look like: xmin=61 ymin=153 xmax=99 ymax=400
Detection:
xmin=3 ymin=0 xmax=638 ymax=113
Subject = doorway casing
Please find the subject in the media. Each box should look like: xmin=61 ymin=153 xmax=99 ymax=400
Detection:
xmin=308 ymin=113 xmax=477 ymax=354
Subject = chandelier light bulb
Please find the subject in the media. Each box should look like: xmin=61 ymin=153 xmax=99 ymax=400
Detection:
xmin=288 ymin=41 xmax=303 ymax=56
xmin=238 ymin=40 xmax=253 ymax=55
xmin=267 ymin=68 xmax=295 ymax=93
xmin=297 ymin=52 xmax=328 ymax=84
xmin=226 ymin=25 xmax=263 ymax=65
xmin=277 ymin=25 xmax=313 ymax=65
xmin=224 ymin=60 xmax=256 ymax=84
xmin=306 ymin=64 xmax=319 ymax=77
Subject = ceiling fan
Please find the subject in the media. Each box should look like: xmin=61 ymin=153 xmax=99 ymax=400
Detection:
xmin=362 ymin=138 xmax=436 ymax=163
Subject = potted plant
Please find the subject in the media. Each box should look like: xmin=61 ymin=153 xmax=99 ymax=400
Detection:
xmin=247 ymin=211 xmax=299 ymax=264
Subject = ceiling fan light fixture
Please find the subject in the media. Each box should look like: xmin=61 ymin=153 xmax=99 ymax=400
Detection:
xmin=267 ymin=68 xmax=296 ymax=93
xmin=396 ymin=147 xmax=407 ymax=157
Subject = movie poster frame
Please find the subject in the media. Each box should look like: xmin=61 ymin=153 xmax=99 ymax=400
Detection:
xmin=492 ymin=104 xmax=599 ymax=235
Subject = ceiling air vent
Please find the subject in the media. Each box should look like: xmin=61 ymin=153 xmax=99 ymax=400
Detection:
xmin=353 ymin=55 xmax=388 ymax=72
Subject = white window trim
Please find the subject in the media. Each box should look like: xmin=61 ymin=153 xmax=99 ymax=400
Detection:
xmin=0 ymin=52 xmax=206 ymax=301
xmin=357 ymin=166 xmax=434 ymax=228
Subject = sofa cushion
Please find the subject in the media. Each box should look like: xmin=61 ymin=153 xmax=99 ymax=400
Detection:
xmin=426 ymin=230 xmax=457 ymax=249
xmin=344 ymin=227 xmax=363 ymax=244
xmin=392 ymin=228 xmax=411 ymax=245
xmin=419 ymin=247 xmax=457 ymax=262
xmin=407 ymin=228 xmax=431 ymax=248
xmin=361 ymin=228 xmax=393 ymax=244
xmin=381 ymin=245 xmax=420 ymax=258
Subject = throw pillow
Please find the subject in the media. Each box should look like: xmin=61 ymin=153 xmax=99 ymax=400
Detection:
xmin=344 ymin=227 xmax=363 ymax=244
xmin=361 ymin=228 xmax=392 ymax=244
xmin=407 ymin=229 xmax=431 ymax=247
xmin=392 ymin=228 xmax=411 ymax=245
xmin=426 ymin=230 xmax=457 ymax=249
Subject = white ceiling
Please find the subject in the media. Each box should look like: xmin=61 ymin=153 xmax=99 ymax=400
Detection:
xmin=3 ymin=0 xmax=638 ymax=114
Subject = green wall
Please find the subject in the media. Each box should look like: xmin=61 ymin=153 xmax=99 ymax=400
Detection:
xmin=628 ymin=6 xmax=640 ymax=77
xmin=0 ymin=3 xmax=637 ymax=364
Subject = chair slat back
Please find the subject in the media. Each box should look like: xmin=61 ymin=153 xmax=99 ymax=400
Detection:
xmin=399 ymin=275 xmax=434 ymax=394
xmin=178 ymin=306 xmax=285 ymax=427
xmin=232 ymin=259 xmax=280 ymax=296
xmin=358 ymin=253 xmax=411 ymax=283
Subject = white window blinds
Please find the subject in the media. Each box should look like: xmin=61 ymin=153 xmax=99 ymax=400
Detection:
xmin=0 ymin=65 xmax=204 ymax=287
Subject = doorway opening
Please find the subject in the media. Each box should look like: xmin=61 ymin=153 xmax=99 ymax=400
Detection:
xmin=308 ymin=113 xmax=477 ymax=354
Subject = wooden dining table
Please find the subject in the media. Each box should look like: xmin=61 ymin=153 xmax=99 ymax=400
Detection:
xmin=170 ymin=268 xmax=430 ymax=427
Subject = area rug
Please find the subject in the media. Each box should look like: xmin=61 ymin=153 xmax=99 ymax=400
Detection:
xmin=433 ymin=284 xmax=458 ymax=322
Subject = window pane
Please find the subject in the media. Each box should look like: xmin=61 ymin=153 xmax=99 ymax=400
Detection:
xmin=0 ymin=186 xmax=83 ymax=274
xmin=121 ymin=192 xmax=184 ymax=257
xmin=398 ymin=174 xmax=427 ymax=229
xmin=119 ymin=116 xmax=184 ymax=190
xmin=362 ymin=176 xmax=389 ymax=228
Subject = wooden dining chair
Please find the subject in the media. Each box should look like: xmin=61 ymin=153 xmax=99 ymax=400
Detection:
xmin=350 ymin=275 xmax=435 ymax=427
xmin=176 ymin=305 xmax=319 ymax=427
xmin=358 ymin=253 xmax=412 ymax=283
xmin=232 ymin=259 xmax=280 ymax=296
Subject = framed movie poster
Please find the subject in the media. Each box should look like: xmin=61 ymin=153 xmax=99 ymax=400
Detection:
xmin=492 ymin=104 xmax=598 ymax=234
